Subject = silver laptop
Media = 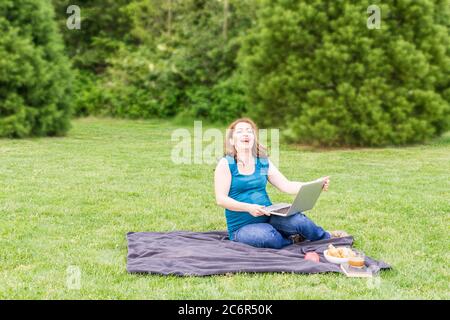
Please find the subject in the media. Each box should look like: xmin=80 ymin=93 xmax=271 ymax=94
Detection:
xmin=264 ymin=178 xmax=326 ymax=216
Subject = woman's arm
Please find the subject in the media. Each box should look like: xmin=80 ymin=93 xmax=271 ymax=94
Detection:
xmin=214 ymin=158 xmax=269 ymax=216
xmin=267 ymin=159 xmax=330 ymax=194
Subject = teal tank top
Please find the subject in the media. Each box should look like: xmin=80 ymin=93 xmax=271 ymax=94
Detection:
xmin=223 ymin=154 xmax=272 ymax=239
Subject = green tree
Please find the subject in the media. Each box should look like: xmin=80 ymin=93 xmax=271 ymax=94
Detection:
xmin=0 ymin=0 xmax=73 ymax=138
xmin=99 ymin=0 xmax=257 ymax=122
xmin=52 ymin=0 xmax=132 ymax=73
xmin=240 ymin=0 xmax=450 ymax=146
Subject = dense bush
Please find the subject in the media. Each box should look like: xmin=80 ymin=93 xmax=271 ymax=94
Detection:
xmin=100 ymin=45 xmax=183 ymax=119
xmin=101 ymin=45 xmax=248 ymax=123
xmin=98 ymin=0 xmax=256 ymax=122
xmin=52 ymin=0 xmax=133 ymax=72
xmin=0 ymin=0 xmax=73 ymax=138
xmin=181 ymin=73 xmax=248 ymax=123
xmin=71 ymin=71 xmax=106 ymax=117
xmin=240 ymin=0 xmax=450 ymax=146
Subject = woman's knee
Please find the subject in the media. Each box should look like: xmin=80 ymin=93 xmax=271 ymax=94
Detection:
xmin=290 ymin=212 xmax=328 ymax=241
xmin=288 ymin=213 xmax=309 ymax=230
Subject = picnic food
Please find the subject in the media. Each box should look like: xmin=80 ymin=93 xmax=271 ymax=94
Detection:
xmin=348 ymin=254 xmax=365 ymax=268
xmin=327 ymin=244 xmax=356 ymax=259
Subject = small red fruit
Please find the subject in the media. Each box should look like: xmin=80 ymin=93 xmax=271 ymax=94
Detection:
xmin=304 ymin=252 xmax=320 ymax=263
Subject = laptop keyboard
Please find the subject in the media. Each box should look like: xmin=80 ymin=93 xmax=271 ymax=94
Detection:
xmin=273 ymin=206 xmax=290 ymax=214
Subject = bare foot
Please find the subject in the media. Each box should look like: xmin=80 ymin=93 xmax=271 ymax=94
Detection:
xmin=328 ymin=230 xmax=350 ymax=238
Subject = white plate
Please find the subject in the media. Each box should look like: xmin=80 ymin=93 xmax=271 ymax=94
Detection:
xmin=324 ymin=249 xmax=349 ymax=264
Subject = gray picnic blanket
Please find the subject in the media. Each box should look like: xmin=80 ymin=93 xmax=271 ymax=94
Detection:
xmin=126 ymin=231 xmax=391 ymax=276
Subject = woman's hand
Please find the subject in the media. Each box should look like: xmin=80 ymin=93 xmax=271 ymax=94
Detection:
xmin=322 ymin=176 xmax=330 ymax=191
xmin=245 ymin=204 xmax=271 ymax=217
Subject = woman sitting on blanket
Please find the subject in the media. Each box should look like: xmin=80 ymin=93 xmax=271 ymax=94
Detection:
xmin=214 ymin=118 xmax=348 ymax=249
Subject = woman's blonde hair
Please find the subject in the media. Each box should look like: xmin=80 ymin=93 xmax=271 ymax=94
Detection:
xmin=224 ymin=117 xmax=268 ymax=160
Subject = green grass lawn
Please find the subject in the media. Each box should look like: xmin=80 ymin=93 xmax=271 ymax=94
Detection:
xmin=0 ymin=117 xmax=449 ymax=299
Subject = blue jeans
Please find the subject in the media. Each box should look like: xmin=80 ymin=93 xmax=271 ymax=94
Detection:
xmin=231 ymin=212 xmax=331 ymax=249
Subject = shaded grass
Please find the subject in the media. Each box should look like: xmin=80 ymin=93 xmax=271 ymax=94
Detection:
xmin=0 ymin=118 xmax=449 ymax=299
